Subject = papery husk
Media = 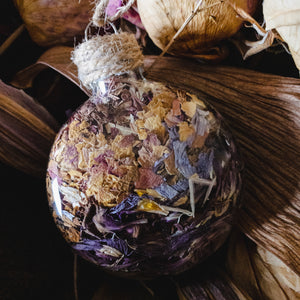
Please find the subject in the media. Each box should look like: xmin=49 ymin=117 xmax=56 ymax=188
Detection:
xmin=13 ymin=0 xmax=93 ymax=47
xmin=263 ymin=0 xmax=300 ymax=72
xmin=0 ymin=80 xmax=59 ymax=177
xmin=11 ymin=46 xmax=90 ymax=96
xmin=11 ymin=50 xmax=300 ymax=276
xmin=226 ymin=231 xmax=300 ymax=300
xmin=235 ymin=0 xmax=300 ymax=72
xmin=136 ymin=0 xmax=258 ymax=59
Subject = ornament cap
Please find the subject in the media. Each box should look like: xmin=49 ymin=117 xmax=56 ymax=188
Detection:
xmin=72 ymin=32 xmax=144 ymax=90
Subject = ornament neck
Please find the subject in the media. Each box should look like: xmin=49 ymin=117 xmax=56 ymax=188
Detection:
xmin=72 ymin=32 xmax=144 ymax=93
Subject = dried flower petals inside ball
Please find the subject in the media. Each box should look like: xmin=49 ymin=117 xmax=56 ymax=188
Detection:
xmin=46 ymin=71 xmax=242 ymax=278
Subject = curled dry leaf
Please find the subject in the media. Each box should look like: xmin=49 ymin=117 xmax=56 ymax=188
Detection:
xmin=136 ymin=0 xmax=258 ymax=60
xmin=13 ymin=0 xmax=93 ymax=47
xmin=263 ymin=0 xmax=300 ymax=71
xmin=0 ymin=80 xmax=59 ymax=177
xmin=226 ymin=231 xmax=300 ymax=300
xmin=236 ymin=0 xmax=300 ymax=71
xmin=11 ymin=46 xmax=90 ymax=96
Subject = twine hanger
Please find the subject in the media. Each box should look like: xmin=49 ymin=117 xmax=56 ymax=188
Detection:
xmin=72 ymin=0 xmax=143 ymax=91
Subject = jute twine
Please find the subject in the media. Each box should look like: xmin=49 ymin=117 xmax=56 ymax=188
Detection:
xmin=72 ymin=32 xmax=144 ymax=90
xmin=92 ymin=0 xmax=136 ymax=27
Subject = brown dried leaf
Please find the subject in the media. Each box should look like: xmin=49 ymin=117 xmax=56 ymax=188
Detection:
xmin=226 ymin=231 xmax=300 ymax=300
xmin=11 ymin=46 xmax=90 ymax=96
xmin=242 ymin=30 xmax=276 ymax=59
xmin=14 ymin=0 xmax=93 ymax=47
xmin=137 ymin=0 xmax=259 ymax=59
xmin=0 ymin=80 xmax=59 ymax=177
xmin=144 ymin=56 xmax=300 ymax=275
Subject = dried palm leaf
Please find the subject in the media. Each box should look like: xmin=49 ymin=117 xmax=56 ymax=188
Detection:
xmin=144 ymin=56 xmax=300 ymax=276
xmin=226 ymin=231 xmax=300 ymax=300
xmin=0 ymin=80 xmax=59 ymax=176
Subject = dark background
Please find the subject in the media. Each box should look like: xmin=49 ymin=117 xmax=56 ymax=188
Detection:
xmin=0 ymin=1 xmax=298 ymax=299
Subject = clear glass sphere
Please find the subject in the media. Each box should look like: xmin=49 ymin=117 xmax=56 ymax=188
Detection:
xmin=46 ymin=72 xmax=242 ymax=278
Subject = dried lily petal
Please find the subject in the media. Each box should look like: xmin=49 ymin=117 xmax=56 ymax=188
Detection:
xmin=178 ymin=121 xmax=195 ymax=142
xmin=0 ymin=80 xmax=59 ymax=176
xmin=257 ymin=247 xmax=300 ymax=299
xmin=137 ymin=198 xmax=169 ymax=216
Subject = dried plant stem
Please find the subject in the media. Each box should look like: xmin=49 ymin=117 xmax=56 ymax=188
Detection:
xmin=139 ymin=280 xmax=155 ymax=297
xmin=159 ymin=0 xmax=204 ymax=57
xmin=74 ymin=254 xmax=79 ymax=300
xmin=0 ymin=24 xmax=25 ymax=56
xmin=146 ymin=0 xmax=223 ymax=72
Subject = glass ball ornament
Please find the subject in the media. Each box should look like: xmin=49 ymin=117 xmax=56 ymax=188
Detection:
xmin=46 ymin=69 xmax=242 ymax=278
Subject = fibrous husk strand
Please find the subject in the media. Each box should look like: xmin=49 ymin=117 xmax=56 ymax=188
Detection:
xmin=0 ymin=80 xmax=59 ymax=177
